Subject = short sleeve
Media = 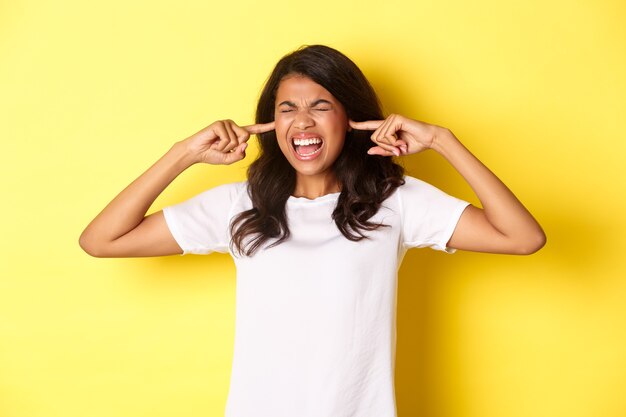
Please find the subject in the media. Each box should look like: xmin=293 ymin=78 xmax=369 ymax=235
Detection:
xmin=398 ymin=176 xmax=471 ymax=253
xmin=162 ymin=182 xmax=246 ymax=255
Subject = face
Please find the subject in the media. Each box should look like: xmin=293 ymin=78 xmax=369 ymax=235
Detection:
xmin=274 ymin=74 xmax=350 ymax=178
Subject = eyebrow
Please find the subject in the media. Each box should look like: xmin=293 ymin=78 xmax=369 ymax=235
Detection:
xmin=277 ymin=99 xmax=333 ymax=107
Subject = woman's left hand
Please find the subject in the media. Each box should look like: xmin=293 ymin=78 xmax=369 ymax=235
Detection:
xmin=349 ymin=114 xmax=443 ymax=157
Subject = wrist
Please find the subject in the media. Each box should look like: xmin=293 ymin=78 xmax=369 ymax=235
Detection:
xmin=430 ymin=126 xmax=461 ymax=156
xmin=170 ymin=140 xmax=199 ymax=169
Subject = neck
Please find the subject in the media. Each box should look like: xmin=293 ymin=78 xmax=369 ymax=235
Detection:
xmin=292 ymin=172 xmax=340 ymax=199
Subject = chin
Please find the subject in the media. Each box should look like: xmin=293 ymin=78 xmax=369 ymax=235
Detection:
xmin=288 ymin=162 xmax=329 ymax=177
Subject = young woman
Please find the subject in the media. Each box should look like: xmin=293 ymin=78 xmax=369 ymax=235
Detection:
xmin=80 ymin=45 xmax=545 ymax=417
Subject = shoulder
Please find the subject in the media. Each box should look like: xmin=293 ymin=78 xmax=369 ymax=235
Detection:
xmin=393 ymin=175 xmax=468 ymax=210
xmin=208 ymin=180 xmax=248 ymax=193
xmin=392 ymin=175 xmax=442 ymax=202
xmin=193 ymin=181 xmax=248 ymax=202
xmin=398 ymin=175 xmax=437 ymax=192
xmin=166 ymin=181 xmax=250 ymax=215
xmin=379 ymin=175 xmax=432 ymax=215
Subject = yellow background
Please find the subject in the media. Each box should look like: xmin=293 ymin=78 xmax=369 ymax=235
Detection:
xmin=1 ymin=0 xmax=625 ymax=416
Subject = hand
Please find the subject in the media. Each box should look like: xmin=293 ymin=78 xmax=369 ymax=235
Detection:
xmin=182 ymin=119 xmax=275 ymax=165
xmin=349 ymin=114 xmax=441 ymax=157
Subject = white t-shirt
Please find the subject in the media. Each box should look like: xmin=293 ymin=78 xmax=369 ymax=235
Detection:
xmin=162 ymin=176 xmax=470 ymax=417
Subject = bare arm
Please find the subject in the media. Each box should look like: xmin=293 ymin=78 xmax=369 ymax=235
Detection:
xmin=79 ymin=120 xmax=275 ymax=257
xmin=431 ymin=129 xmax=546 ymax=254
xmin=350 ymin=115 xmax=546 ymax=255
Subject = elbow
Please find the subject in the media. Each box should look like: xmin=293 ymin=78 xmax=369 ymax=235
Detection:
xmin=79 ymin=232 xmax=108 ymax=258
xmin=514 ymin=230 xmax=547 ymax=255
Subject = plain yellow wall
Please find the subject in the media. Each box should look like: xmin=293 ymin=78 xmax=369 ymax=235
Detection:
xmin=1 ymin=1 xmax=625 ymax=416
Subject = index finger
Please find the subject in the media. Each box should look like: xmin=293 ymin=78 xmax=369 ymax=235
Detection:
xmin=242 ymin=121 xmax=275 ymax=134
xmin=349 ymin=119 xmax=385 ymax=131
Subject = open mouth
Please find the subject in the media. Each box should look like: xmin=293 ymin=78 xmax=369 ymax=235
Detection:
xmin=292 ymin=136 xmax=324 ymax=158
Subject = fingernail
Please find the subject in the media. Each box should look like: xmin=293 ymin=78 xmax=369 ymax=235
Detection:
xmin=393 ymin=149 xmax=400 ymax=156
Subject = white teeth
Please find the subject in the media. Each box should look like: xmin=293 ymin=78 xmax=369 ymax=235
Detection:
xmin=292 ymin=137 xmax=322 ymax=146
xmin=297 ymin=147 xmax=322 ymax=156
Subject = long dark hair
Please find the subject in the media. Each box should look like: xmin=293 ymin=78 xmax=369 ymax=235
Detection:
xmin=230 ymin=44 xmax=405 ymax=256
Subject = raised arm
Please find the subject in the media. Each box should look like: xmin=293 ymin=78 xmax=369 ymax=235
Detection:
xmin=350 ymin=115 xmax=546 ymax=255
xmin=79 ymin=120 xmax=275 ymax=257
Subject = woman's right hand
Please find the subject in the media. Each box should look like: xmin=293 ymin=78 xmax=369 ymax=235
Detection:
xmin=182 ymin=119 xmax=275 ymax=165
xmin=79 ymin=119 xmax=275 ymax=257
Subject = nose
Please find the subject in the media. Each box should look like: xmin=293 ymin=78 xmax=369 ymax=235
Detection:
xmin=293 ymin=109 xmax=315 ymax=129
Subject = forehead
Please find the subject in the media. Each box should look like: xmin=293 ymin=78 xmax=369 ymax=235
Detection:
xmin=275 ymin=75 xmax=336 ymax=102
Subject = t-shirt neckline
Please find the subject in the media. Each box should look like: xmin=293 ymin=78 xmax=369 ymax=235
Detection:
xmin=287 ymin=192 xmax=340 ymax=204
